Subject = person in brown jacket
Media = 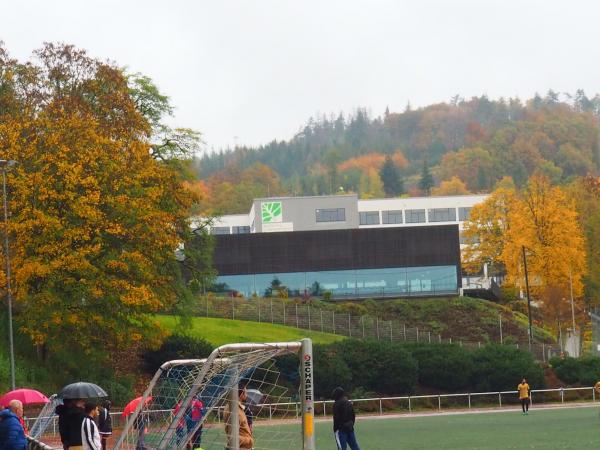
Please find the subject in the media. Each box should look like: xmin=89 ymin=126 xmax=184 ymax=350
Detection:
xmin=224 ymin=385 xmax=253 ymax=450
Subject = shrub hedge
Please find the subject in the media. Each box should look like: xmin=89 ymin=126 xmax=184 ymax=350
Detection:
xmin=407 ymin=343 xmax=474 ymax=391
xmin=142 ymin=335 xmax=545 ymax=400
xmin=313 ymin=340 xmax=544 ymax=399
xmin=142 ymin=334 xmax=214 ymax=373
xmin=469 ymin=344 xmax=544 ymax=391
xmin=551 ymin=355 xmax=600 ymax=386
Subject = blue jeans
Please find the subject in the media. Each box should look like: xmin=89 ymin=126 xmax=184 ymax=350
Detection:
xmin=334 ymin=430 xmax=361 ymax=450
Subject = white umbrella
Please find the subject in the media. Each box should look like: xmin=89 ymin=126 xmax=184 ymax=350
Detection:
xmin=245 ymin=389 xmax=264 ymax=405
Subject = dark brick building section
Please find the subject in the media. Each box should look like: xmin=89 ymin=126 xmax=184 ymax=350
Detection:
xmin=212 ymin=225 xmax=461 ymax=286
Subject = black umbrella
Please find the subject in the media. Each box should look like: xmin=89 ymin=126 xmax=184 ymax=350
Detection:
xmin=58 ymin=382 xmax=108 ymax=399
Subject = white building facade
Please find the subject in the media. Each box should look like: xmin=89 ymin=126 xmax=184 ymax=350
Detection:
xmin=199 ymin=193 xmax=488 ymax=237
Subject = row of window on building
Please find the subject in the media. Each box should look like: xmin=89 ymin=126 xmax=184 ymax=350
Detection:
xmin=211 ymin=225 xmax=251 ymax=235
xmin=359 ymin=207 xmax=471 ymax=226
xmin=210 ymin=207 xmax=472 ymax=234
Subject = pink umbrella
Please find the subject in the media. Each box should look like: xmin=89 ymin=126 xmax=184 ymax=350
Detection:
xmin=0 ymin=389 xmax=49 ymax=407
xmin=122 ymin=396 xmax=153 ymax=417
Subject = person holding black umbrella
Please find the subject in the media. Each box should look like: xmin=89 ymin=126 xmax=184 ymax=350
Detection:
xmin=56 ymin=399 xmax=86 ymax=450
xmin=57 ymin=382 xmax=108 ymax=450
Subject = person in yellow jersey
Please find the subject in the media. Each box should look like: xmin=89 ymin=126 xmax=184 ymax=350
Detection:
xmin=517 ymin=378 xmax=531 ymax=415
xmin=594 ymin=380 xmax=600 ymax=418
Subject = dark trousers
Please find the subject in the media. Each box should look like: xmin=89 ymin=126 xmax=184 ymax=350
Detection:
xmin=335 ymin=430 xmax=361 ymax=450
xmin=521 ymin=397 xmax=530 ymax=412
xmin=100 ymin=434 xmax=111 ymax=450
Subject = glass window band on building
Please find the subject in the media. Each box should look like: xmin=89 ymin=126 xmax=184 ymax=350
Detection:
xmin=232 ymin=226 xmax=251 ymax=234
xmin=210 ymin=265 xmax=458 ymax=299
xmin=428 ymin=208 xmax=457 ymax=222
xmin=382 ymin=210 xmax=403 ymax=224
xmin=458 ymin=207 xmax=472 ymax=221
xmin=210 ymin=226 xmax=230 ymax=235
xmin=359 ymin=211 xmax=380 ymax=225
xmin=315 ymin=208 xmax=346 ymax=222
xmin=405 ymin=209 xmax=426 ymax=223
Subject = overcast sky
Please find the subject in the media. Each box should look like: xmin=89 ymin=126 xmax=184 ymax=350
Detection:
xmin=1 ymin=0 xmax=598 ymax=151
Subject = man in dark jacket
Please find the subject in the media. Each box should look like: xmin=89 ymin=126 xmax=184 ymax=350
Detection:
xmin=56 ymin=399 xmax=86 ymax=450
xmin=0 ymin=400 xmax=27 ymax=450
xmin=332 ymin=387 xmax=361 ymax=450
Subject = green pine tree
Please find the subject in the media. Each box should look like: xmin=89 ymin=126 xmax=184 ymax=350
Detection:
xmin=379 ymin=155 xmax=404 ymax=197
xmin=419 ymin=159 xmax=434 ymax=195
xmin=476 ymin=166 xmax=487 ymax=191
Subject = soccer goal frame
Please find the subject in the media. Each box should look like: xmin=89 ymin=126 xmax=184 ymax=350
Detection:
xmin=29 ymin=394 xmax=61 ymax=439
xmin=113 ymin=338 xmax=315 ymax=450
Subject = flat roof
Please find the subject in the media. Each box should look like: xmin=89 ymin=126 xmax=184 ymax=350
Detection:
xmin=253 ymin=193 xmax=358 ymax=201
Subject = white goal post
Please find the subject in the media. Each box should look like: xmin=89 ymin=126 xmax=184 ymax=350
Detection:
xmin=113 ymin=338 xmax=315 ymax=450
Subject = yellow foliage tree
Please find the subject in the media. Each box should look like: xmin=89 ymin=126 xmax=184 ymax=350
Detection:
xmin=337 ymin=151 xmax=408 ymax=172
xmin=358 ymin=168 xmax=385 ymax=199
xmin=503 ymin=176 xmax=587 ymax=334
xmin=431 ymin=176 xmax=470 ymax=196
xmin=0 ymin=43 xmax=198 ymax=364
xmin=463 ymin=175 xmax=587 ymax=334
xmin=461 ymin=186 xmax=516 ymax=274
xmin=502 ymin=175 xmax=586 ymax=299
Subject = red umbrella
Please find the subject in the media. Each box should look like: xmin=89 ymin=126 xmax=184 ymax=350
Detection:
xmin=122 ymin=396 xmax=153 ymax=417
xmin=0 ymin=389 xmax=49 ymax=407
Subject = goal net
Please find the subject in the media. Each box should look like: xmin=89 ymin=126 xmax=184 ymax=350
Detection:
xmin=29 ymin=393 xmax=61 ymax=440
xmin=113 ymin=339 xmax=315 ymax=450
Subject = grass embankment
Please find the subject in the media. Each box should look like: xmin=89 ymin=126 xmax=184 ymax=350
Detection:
xmin=324 ymin=296 xmax=555 ymax=343
xmin=157 ymin=315 xmax=344 ymax=346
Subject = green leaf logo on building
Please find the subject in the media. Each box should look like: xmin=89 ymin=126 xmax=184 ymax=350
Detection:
xmin=262 ymin=201 xmax=283 ymax=223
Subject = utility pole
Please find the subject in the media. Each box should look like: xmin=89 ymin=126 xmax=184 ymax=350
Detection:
xmin=1 ymin=159 xmax=17 ymax=390
xmin=499 ymin=314 xmax=503 ymax=344
xmin=522 ymin=246 xmax=533 ymax=350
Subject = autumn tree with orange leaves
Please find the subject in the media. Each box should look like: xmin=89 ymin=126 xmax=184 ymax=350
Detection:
xmin=462 ymin=186 xmax=515 ymax=275
xmin=463 ymin=175 xmax=587 ymax=335
xmin=567 ymin=176 xmax=600 ymax=304
xmin=502 ymin=176 xmax=586 ymax=297
xmin=0 ymin=43 xmax=204 ymax=366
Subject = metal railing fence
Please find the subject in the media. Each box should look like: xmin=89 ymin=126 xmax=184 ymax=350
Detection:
xmin=196 ymin=296 xmax=559 ymax=361
xmin=27 ymin=386 xmax=599 ymax=442
xmin=26 ymin=436 xmax=54 ymax=450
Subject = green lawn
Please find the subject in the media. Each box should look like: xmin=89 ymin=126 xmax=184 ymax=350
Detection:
xmin=157 ymin=315 xmax=344 ymax=346
xmin=149 ymin=406 xmax=600 ymax=449
xmin=310 ymin=406 xmax=600 ymax=449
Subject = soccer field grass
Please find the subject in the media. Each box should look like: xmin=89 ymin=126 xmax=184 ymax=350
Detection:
xmin=42 ymin=405 xmax=598 ymax=450
xmin=308 ymin=406 xmax=600 ymax=449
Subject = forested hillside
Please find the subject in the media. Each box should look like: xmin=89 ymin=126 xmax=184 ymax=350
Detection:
xmin=193 ymin=91 xmax=600 ymax=214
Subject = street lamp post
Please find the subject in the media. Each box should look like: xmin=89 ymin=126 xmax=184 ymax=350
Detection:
xmin=1 ymin=159 xmax=17 ymax=390
xmin=569 ymin=268 xmax=578 ymax=356
xmin=522 ymin=246 xmax=533 ymax=350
